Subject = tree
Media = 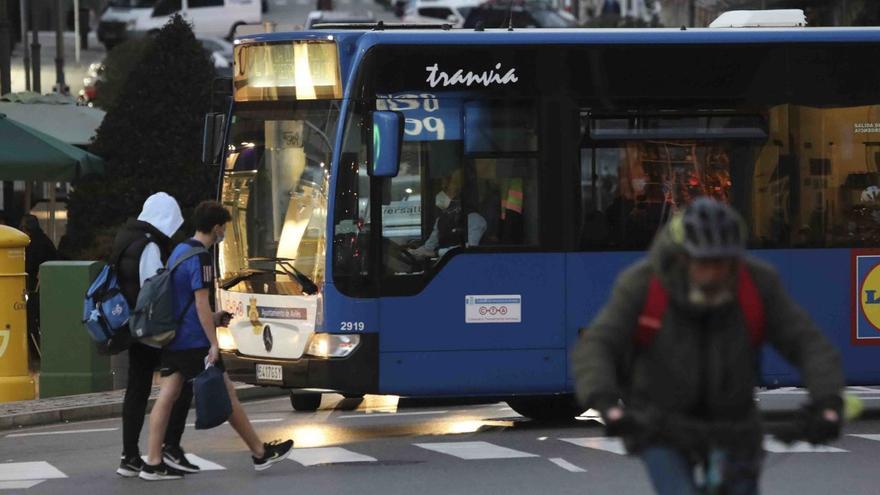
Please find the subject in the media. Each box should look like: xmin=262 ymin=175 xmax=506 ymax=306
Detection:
xmin=94 ymin=37 xmax=154 ymax=111
xmin=66 ymin=15 xmax=217 ymax=258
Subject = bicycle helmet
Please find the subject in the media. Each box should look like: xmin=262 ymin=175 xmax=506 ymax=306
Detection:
xmin=678 ymin=197 xmax=746 ymax=259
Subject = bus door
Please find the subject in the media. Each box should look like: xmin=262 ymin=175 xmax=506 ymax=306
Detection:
xmin=372 ymin=95 xmax=567 ymax=396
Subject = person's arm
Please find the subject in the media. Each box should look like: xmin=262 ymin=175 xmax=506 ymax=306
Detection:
xmin=571 ymin=262 xmax=649 ymax=412
xmin=190 ymin=250 xmax=221 ymax=363
xmin=138 ymin=243 xmax=163 ymax=287
xmin=756 ymin=262 xmax=845 ymax=408
xmin=424 ymin=219 xmax=440 ymax=251
xmin=466 ymin=213 xmax=487 ymax=247
xmin=194 ymin=288 xmax=219 ymax=362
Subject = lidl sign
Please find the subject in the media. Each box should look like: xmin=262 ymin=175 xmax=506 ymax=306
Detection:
xmin=853 ymin=251 xmax=880 ymax=344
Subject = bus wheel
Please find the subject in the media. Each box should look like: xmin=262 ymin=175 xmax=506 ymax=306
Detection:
xmin=506 ymin=395 xmax=585 ymax=422
xmin=290 ymin=392 xmax=322 ymax=412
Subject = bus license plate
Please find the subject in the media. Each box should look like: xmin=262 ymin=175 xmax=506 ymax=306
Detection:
xmin=256 ymin=364 xmax=282 ymax=382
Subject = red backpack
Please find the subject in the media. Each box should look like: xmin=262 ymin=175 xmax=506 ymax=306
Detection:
xmin=635 ymin=266 xmax=766 ymax=348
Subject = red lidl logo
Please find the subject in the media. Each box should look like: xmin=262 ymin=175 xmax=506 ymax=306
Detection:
xmin=855 ymin=254 xmax=880 ymax=342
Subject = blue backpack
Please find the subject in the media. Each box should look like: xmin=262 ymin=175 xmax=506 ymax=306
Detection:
xmin=82 ymin=236 xmax=150 ymax=349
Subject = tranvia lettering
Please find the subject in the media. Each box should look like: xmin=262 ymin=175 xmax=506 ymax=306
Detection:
xmin=425 ymin=63 xmax=518 ymax=88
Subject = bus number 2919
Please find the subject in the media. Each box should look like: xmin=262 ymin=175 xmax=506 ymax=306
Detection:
xmin=340 ymin=321 xmax=366 ymax=331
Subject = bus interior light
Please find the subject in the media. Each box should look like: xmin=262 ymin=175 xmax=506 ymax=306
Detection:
xmin=306 ymin=333 xmax=360 ymax=358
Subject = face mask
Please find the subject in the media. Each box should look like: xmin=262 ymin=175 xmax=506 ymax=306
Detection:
xmin=688 ymin=281 xmax=733 ymax=307
xmin=435 ymin=191 xmax=452 ymax=210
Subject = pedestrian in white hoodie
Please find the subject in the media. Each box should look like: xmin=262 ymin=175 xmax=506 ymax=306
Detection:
xmin=109 ymin=192 xmax=201 ymax=477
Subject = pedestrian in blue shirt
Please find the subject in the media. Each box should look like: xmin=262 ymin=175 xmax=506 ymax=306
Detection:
xmin=140 ymin=201 xmax=294 ymax=481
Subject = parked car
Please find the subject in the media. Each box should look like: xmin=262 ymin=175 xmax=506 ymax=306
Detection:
xmin=304 ymin=10 xmax=376 ymax=29
xmin=462 ymin=0 xmax=576 ymax=28
xmin=97 ymin=0 xmax=157 ymax=50
xmin=133 ymin=0 xmax=261 ymax=40
xmin=197 ymin=36 xmax=235 ymax=76
xmin=400 ymin=0 xmax=481 ymax=27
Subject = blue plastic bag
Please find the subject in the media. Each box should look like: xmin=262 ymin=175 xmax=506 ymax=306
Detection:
xmin=193 ymin=364 xmax=232 ymax=430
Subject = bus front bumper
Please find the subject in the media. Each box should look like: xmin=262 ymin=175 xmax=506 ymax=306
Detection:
xmin=220 ymin=333 xmax=378 ymax=394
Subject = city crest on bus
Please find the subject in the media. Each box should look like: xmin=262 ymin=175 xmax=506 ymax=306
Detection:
xmin=852 ymin=250 xmax=880 ymax=345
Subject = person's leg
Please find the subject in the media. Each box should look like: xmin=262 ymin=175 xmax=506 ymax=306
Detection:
xmin=640 ymin=446 xmax=699 ymax=495
xmin=222 ymin=373 xmax=265 ymax=457
xmin=720 ymin=447 xmax=763 ymax=495
xmin=121 ymin=343 xmax=159 ymax=457
xmin=146 ymin=373 xmax=185 ymax=466
xmin=164 ymin=381 xmax=193 ymax=448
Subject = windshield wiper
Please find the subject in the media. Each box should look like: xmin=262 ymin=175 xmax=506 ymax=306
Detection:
xmin=219 ymin=268 xmax=276 ymax=291
xmin=248 ymin=257 xmax=319 ymax=295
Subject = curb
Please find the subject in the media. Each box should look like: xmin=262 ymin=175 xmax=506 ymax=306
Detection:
xmin=0 ymin=385 xmax=288 ymax=431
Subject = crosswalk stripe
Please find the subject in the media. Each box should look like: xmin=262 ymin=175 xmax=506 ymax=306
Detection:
xmin=849 ymin=434 xmax=880 ymax=442
xmin=0 ymin=480 xmax=45 ymax=490
xmin=414 ymin=441 xmax=538 ymax=460
xmin=0 ymin=462 xmax=67 ymax=481
xmin=549 ymin=458 xmax=587 ymax=473
xmin=185 ymin=454 xmax=226 ymax=471
xmin=762 ymin=438 xmax=847 ymax=453
xmin=560 ymin=437 xmax=627 ymax=455
xmin=288 ymin=447 xmax=377 ymax=466
xmin=141 ymin=454 xmax=226 ymax=471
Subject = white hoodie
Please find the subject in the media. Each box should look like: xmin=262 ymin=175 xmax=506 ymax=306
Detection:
xmin=136 ymin=192 xmax=184 ymax=287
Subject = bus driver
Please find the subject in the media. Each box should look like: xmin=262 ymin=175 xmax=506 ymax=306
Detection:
xmin=409 ymin=169 xmax=487 ymax=259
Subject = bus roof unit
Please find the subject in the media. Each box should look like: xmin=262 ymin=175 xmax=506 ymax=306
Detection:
xmin=709 ymin=9 xmax=806 ymax=28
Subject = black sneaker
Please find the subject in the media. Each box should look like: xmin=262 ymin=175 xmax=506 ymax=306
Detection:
xmin=252 ymin=439 xmax=294 ymax=471
xmin=162 ymin=445 xmax=201 ymax=474
xmin=138 ymin=461 xmax=186 ymax=481
xmin=116 ymin=454 xmax=144 ymax=478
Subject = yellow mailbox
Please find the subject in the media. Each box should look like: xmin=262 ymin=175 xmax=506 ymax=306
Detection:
xmin=0 ymin=225 xmax=33 ymax=402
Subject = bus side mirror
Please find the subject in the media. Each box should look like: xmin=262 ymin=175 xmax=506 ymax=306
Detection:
xmin=369 ymin=111 xmax=403 ymax=178
xmin=202 ymin=112 xmax=226 ymax=166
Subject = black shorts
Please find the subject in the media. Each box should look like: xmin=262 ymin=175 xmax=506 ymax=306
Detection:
xmin=159 ymin=347 xmax=225 ymax=380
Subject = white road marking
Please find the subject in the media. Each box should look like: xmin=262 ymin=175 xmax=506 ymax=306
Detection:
xmin=338 ymin=410 xmax=448 ymax=419
xmin=561 ymin=437 xmax=627 ymax=455
xmin=273 ymin=0 xmax=288 ymax=5
xmin=0 ymin=480 xmax=44 ymax=489
xmin=763 ymin=438 xmax=847 ymax=453
xmin=849 ymin=434 xmax=880 ymax=442
xmin=549 ymin=458 xmax=587 ymax=473
xmin=6 ymin=428 xmax=118 ymax=438
xmin=288 ymin=447 xmax=377 ymax=466
xmin=186 ymin=418 xmax=283 ymax=427
xmin=141 ymin=454 xmax=226 ymax=471
xmin=0 ymin=462 xmax=67 ymax=481
xmin=185 ymin=454 xmax=226 ymax=471
xmin=415 ymin=441 xmax=538 ymax=460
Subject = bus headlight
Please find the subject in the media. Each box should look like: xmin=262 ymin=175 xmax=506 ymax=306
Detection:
xmin=305 ymin=334 xmax=360 ymax=358
xmin=217 ymin=326 xmax=237 ymax=351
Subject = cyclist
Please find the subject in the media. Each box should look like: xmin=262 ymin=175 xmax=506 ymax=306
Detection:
xmin=572 ymin=197 xmax=845 ymax=495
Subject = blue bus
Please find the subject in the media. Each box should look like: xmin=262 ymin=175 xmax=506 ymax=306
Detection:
xmin=212 ymin=21 xmax=880 ymax=419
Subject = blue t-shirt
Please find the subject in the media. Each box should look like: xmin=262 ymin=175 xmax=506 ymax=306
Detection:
xmin=166 ymin=239 xmax=213 ymax=351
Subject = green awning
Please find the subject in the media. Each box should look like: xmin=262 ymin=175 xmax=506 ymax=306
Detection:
xmin=0 ymin=113 xmax=104 ymax=181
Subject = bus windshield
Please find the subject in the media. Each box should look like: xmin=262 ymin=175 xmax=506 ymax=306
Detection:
xmin=220 ymin=101 xmax=339 ymax=294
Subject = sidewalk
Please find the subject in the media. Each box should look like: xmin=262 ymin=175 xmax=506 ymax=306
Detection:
xmin=8 ymin=31 xmax=106 ymax=96
xmin=0 ymin=382 xmax=287 ymax=431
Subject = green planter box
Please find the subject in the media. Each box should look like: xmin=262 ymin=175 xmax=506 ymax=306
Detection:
xmin=39 ymin=261 xmax=112 ymax=398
